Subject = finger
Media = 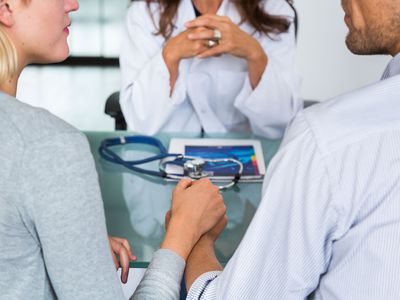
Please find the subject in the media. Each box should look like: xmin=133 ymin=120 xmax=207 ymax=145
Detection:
xmin=117 ymin=244 xmax=131 ymax=284
xmin=112 ymin=252 xmax=119 ymax=269
xmin=210 ymin=214 xmax=228 ymax=240
xmin=112 ymin=238 xmax=134 ymax=257
xmin=185 ymin=15 xmax=228 ymax=29
xmin=109 ymin=238 xmax=120 ymax=269
xmin=191 ymin=26 xmax=212 ymax=33
xmin=222 ymin=214 xmax=228 ymax=226
xmin=214 ymin=214 xmax=228 ymax=230
xmin=194 ymin=177 xmax=212 ymax=185
xmin=187 ymin=29 xmax=216 ymax=41
xmin=197 ymin=45 xmax=227 ymax=58
xmin=196 ymin=178 xmax=221 ymax=194
xmin=175 ymin=178 xmax=193 ymax=191
xmin=165 ymin=210 xmax=172 ymax=229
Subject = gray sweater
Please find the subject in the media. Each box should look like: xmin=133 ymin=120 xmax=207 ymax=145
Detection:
xmin=0 ymin=93 xmax=185 ymax=299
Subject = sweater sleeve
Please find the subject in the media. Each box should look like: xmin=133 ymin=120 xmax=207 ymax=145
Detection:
xmin=20 ymin=132 xmax=125 ymax=300
xmin=131 ymin=249 xmax=186 ymax=300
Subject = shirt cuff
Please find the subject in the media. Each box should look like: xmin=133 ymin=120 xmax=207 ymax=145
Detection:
xmin=187 ymin=271 xmax=222 ymax=299
xmin=131 ymin=249 xmax=186 ymax=299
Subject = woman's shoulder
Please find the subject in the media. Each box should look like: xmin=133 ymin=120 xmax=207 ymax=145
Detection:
xmin=0 ymin=93 xmax=82 ymax=146
xmin=127 ymin=0 xmax=150 ymax=14
xmin=126 ymin=0 xmax=162 ymax=28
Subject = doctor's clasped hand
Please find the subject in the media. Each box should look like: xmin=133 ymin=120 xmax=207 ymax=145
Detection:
xmin=185 ymin=14 xmax=268 ymax=89
xmin=163 ymin=26 xmax=212 ymax=91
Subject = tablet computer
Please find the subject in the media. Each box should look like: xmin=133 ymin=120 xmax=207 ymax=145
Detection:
xmin=167 ymin=138 xmax=266 ymax=181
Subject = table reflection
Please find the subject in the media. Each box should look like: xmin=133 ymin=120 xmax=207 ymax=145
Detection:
xmin=85 ymin=132 xmax=280 ymax=267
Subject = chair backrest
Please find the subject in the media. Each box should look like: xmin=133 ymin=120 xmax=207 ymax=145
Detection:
xmin=104 ymin=91 xmax=127 ymax=130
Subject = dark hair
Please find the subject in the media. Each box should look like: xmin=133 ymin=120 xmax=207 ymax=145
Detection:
xmin=138 ymin=0 xmax=290 ymax=40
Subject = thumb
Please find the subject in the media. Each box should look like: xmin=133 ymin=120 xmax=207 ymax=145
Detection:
xmin=175 ymin=178 xmax=193 ymax=191
xmin=165 ymin=210 xmax=172 ymax=229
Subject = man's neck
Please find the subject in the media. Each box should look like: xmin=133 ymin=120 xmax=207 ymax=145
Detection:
xmin=192 ymin=0 xmax=223 ymax=15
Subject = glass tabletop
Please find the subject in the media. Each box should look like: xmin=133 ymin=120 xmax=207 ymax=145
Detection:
xmin=84 ymin=131 xmax=281 ymax=268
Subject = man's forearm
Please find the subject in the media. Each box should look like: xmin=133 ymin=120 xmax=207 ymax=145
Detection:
xmin=185 ymin=238 xmax=223 ymax=291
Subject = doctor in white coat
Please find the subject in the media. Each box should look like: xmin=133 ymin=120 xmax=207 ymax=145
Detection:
xmin=120 ymin=0 xmax=301 ymax=138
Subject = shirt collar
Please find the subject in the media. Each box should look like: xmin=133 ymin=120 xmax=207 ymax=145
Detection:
xmin=381 ymin=52 xmax=400 ymax=80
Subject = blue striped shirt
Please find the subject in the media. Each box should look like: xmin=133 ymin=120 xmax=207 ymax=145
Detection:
xmin=187 ymin=58 xmax=400 ymax=299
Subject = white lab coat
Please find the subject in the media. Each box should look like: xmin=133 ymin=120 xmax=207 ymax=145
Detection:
xmin=120 ymin=0 xmax=302 ymax=138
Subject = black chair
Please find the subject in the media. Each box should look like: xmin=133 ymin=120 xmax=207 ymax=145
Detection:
xmin=104 ymin=91 xmax=127 ymax=130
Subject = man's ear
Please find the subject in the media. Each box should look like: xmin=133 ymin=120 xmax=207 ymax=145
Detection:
xmin=0 ymin=0 xmax=14 ymax=27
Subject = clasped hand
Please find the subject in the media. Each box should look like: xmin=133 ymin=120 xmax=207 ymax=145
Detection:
xmin=164 ymin=14 xmax=265 ymax=62
xmin=161 ymin=178 xmax=227 ymax=260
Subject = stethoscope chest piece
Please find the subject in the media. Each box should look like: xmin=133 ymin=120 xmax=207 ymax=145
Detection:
xmin=183 ymin=158 xmax=212 ymax=179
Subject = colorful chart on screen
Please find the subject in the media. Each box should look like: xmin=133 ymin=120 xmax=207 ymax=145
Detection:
xmin=167 ymin=138 xmax=266 ymax=181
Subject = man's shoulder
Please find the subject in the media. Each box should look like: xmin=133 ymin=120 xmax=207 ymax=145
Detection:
xmin=287 ymin=75 xmax=400 ymax=156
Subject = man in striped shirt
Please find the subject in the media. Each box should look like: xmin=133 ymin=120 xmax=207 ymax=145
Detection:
xmin=183 ymin=0 xmax=400 ymax=298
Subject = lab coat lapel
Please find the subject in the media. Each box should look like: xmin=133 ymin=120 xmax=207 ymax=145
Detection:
xmin=175 ymin=0 xmax=242 ymax=36
xmin=174 ymin=0 xmax=196 ymax=33
xmin=217 ymin=0 xmax=241 ymax=24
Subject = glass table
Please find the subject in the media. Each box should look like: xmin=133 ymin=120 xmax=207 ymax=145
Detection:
xmin=85 ymin=132 xmax=281 ymax=268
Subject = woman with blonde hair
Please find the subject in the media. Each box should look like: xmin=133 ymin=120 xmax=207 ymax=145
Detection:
xmin=0 ymin=0 xmax=226 ymax=298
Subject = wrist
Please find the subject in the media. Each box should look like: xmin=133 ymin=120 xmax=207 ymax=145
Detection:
xmin=195 ymin=235 xmax=215 ymax=249
xmin=161 ymin=217 xmax=200 ymax=261
xmin=163 ymin=46 xmax=180 ymax=67
xmin=247 ymin=44 xmax=268 ymax=65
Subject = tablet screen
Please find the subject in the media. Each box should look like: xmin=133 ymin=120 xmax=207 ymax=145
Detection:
xmin=185 ymin=145 xmax=260 ymax=176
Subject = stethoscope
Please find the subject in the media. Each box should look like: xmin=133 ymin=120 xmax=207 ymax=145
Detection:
xmin=99 ymin=135 xmax=243 ymax=190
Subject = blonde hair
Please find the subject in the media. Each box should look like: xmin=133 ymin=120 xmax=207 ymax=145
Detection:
xmin=0 ymin=26 xmax=17 ymax=84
